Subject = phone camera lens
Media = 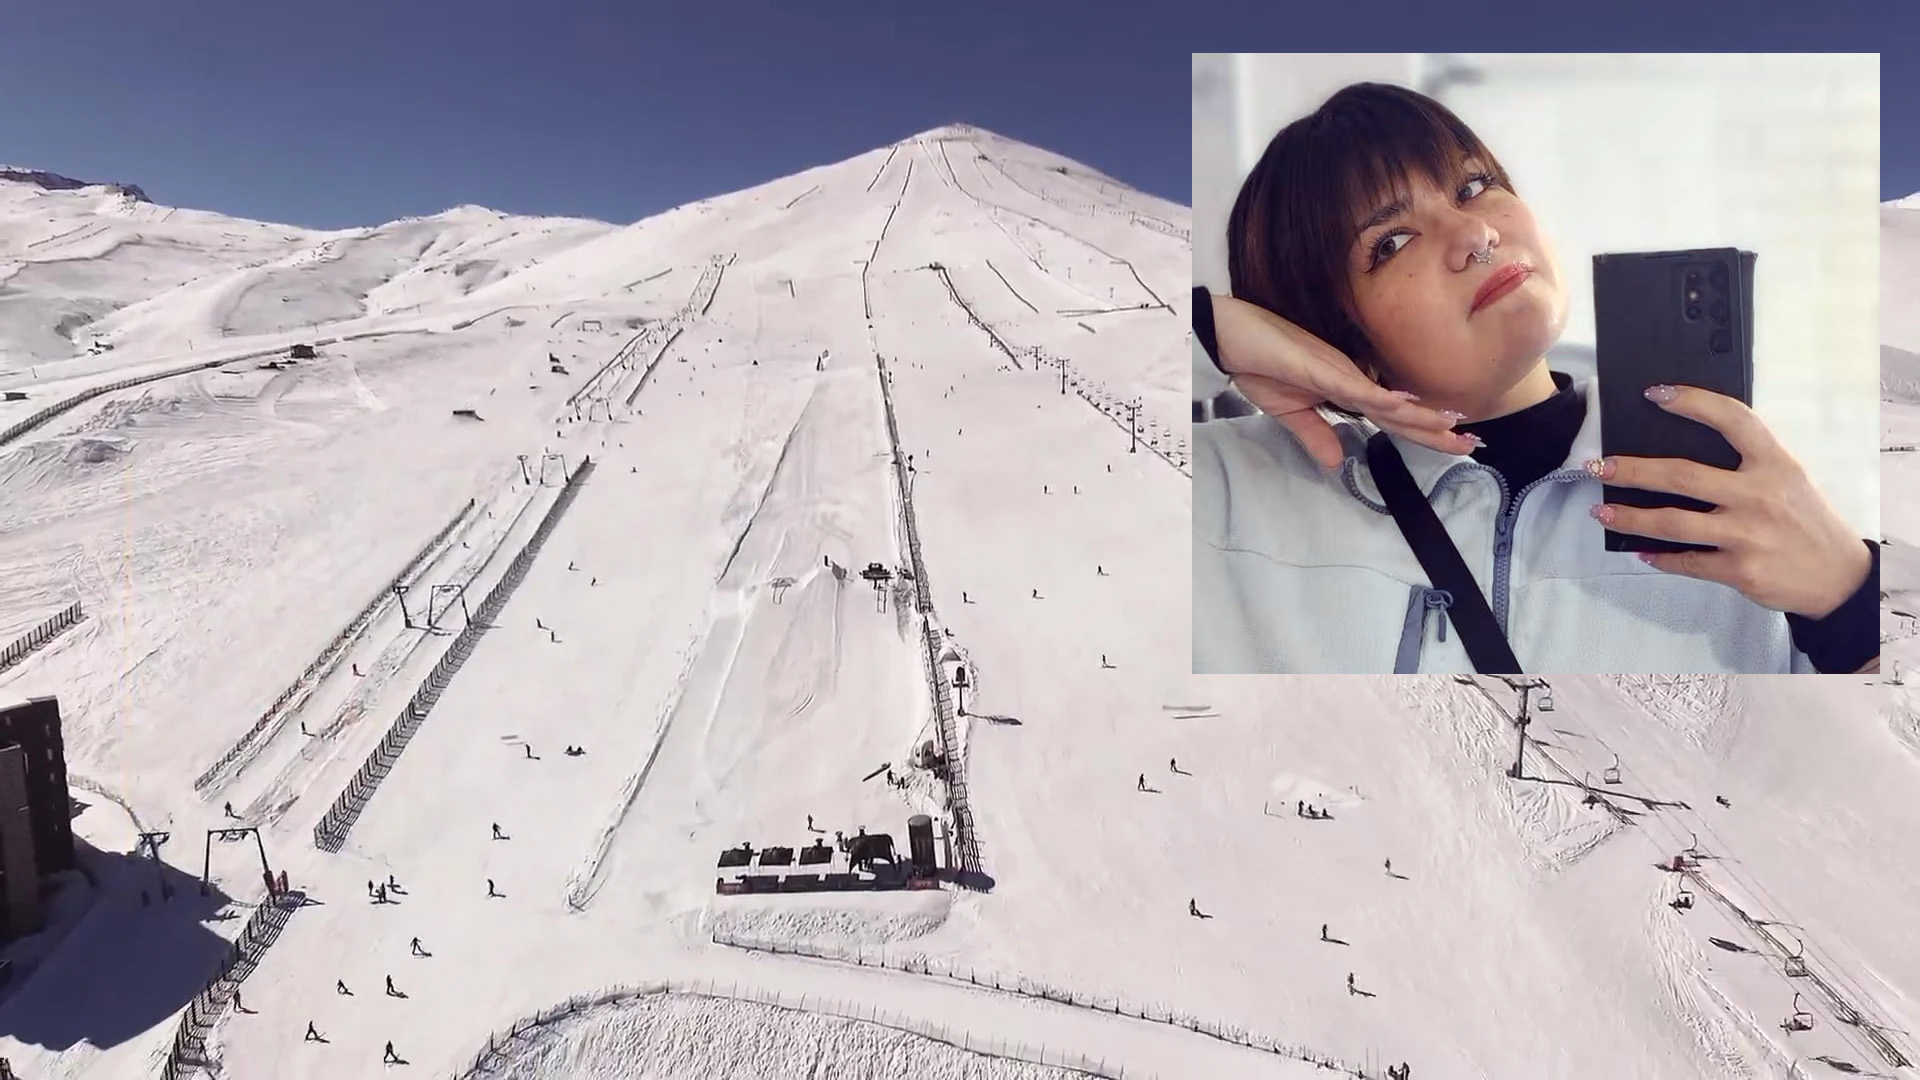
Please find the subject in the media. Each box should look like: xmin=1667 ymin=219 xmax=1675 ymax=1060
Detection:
xmin=1685 ymin=270 xmax=1703 ymax=288
xmin=1685 ymin=288 xmax=1702 ymax=304
xmin=1710 ymin=298 xmax=1729 ymax=325
xmin=1709 ymin=265 xmax=1729 ymax=291
xmin=1709 ymin=328 xmax=1732 ymax=354
xmin=1685 ymin=304 xmax=1702 ymax=321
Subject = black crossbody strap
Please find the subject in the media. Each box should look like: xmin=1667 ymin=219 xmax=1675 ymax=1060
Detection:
xmin=1365 ymin=431 xmax=1523 ymax=674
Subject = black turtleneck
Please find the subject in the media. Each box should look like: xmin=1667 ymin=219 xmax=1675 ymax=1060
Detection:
xmin=1194 ymin=290 xmax=1878 ymax=673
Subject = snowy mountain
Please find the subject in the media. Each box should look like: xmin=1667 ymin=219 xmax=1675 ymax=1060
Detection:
xmin=0 ymin=125 xmax=1911 ymax=1080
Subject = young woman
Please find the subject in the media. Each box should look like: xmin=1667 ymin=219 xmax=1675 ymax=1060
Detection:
xmin=1193 ymin=82 xmax=1876 ymax=674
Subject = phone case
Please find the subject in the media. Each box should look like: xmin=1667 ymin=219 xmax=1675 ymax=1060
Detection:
xmin=1593 ymin=247 xmax=1756 ymax=554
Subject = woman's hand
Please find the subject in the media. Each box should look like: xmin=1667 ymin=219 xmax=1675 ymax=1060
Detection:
xmin=1584 ymin=383 xmax=1872 ymax=619
xmin=1210 ymin=293 xmax=1477 ymax=469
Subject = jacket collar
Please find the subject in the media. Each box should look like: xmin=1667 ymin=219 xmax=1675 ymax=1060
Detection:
xmin=1336 ymin=369 xmax=1603 ymax=507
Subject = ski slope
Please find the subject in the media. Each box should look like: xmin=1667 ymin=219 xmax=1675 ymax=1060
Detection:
xmin=0 ymin=136 xmax=1912 ymax=1080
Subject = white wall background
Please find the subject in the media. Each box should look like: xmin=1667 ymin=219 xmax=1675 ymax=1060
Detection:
xmin=1193 ymin=53 xmax=1880 ymax=539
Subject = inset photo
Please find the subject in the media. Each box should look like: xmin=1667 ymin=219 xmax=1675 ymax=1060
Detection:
xmin=1192 ymin=53 xmax=1879 ymax=674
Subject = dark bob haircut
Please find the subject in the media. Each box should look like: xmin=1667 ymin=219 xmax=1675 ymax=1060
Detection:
xmin=1227 ymin=83 xmax=1516 ymax=409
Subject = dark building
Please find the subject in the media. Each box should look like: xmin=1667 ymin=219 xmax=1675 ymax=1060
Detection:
xmin=0 ymin=695 xmax=73 ymax=876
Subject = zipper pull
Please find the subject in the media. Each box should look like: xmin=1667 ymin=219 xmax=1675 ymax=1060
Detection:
xmin=1426 ymin=589 xmax=1453 ymax=643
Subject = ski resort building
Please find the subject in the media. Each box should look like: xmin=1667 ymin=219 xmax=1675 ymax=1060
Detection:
xmin=0 ymin=696 xmax=72 ymax=946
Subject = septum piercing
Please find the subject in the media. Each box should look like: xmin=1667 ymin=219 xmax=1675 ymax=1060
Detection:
xmin=1470 ymin=243 xmax=1494 ymax=265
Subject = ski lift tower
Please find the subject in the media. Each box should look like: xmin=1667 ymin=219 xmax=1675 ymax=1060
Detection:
xmin=952 ymin=665 xmax=969 ymax=715
xmin=859 ymin=562 xmax=894 ymax=614
xmin=1500 ymin=677 xmax=1552 ymax=779
xmin=201 ymin=825 xmax=276 ymax=898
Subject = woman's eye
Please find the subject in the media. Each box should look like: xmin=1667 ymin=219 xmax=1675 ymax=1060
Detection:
xmin=1460 ymin=175 xmax=1492 ymax=200
xmin=1371 ymin=232 xmax=1411 ymax=263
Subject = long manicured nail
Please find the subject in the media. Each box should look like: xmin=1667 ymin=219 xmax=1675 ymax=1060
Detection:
xmin=1389 ymin=390 xmax=1422 ymax=401
xmin=1589 ymin=503 xmax=1615 ymax=525
xmin=1644 ymin=384 xmax=1679 ymax=404
xmin=1458 ymin=432 xmax=1485 ymax=448
xmin=1583 ymin=457 xmax=1613 ymax=479
xmin=1441 ymin=409 xmax=1468 ymax=424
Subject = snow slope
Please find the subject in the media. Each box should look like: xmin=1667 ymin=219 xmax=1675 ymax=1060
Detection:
xmin=0 ymin=132 xmax=1912 ymax=1080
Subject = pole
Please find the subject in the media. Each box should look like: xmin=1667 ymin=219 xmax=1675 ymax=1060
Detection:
xmin=1509 ymin=684 xmax=1531 ymax=778
xmin=1060 ymin=361 xmax=1067 ymax=396
xmin=250 ymin=828 xmax=271 ymax=881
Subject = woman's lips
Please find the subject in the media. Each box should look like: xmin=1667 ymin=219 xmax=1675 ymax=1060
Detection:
xmin=1471 ymin=263 xmax=1532 ymax=313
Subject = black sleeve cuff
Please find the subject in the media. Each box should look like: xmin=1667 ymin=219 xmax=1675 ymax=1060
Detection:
xmin=1193 ymin=286 xmax=1223 ymax=374
xmin=1784 ymin=538 xmax=1880 ymax=673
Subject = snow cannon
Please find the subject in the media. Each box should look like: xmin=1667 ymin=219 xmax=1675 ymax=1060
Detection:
xmin=907 ymin=814 xmax=935 ymax=877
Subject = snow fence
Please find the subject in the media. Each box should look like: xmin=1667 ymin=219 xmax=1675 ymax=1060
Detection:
xmin=158 ymin=889 xmax=307 ymax=1080
xmin=0 ymin=600 xmax=83 ymax=676
xmin=312 ymin=459 xmax=595 ymax=854
xmin=193 ymin=498 xmax=477 ymax=793
xmin=447 ymin=977 xmax=1117 ymax=1079
xmin=712 ymin=930 xmax=1379 ymax=1079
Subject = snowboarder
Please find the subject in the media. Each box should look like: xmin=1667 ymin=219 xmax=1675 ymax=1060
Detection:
xmin=487 ymin=878 xmax=499 ymax=897
xmin=352 ymin=662 xmax=363 ymax=677
xmin=305 ymin=1021 xmax=322 ymax=1042
xmin=1031 ymin=588 xmax=1040 ymax=599
xmin=411 ymin=936 xmax=426 ymax=956
xmin=491 ymin=822 xmax=504 ymax=840
xmin=336 ymin=979 xmax=352 ymax=995
xmin=384 ymin=1041 xmax=400 ymax=1064
xmin=385 ymin=974 xmax=398 ymax=996
xmin=568 ymin=560 xmax=577 ymax=571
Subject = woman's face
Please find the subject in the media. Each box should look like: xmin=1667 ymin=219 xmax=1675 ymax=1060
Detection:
xmin=1345 ymin=161 xmax=1568 ymax=418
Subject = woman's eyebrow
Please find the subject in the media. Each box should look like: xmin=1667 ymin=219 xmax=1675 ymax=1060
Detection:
xmin=1355 ymin=197 xmax=1408 ymax=236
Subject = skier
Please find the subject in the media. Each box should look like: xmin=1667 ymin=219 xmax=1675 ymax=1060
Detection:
xmin=487 ymin=878 xmax=499 ymax=897
xmin=962 ymin=591 xmax=970 ymax=603
xmin=1043 ymin=485 xmax=1049 ymax=494
xmin=1346 ymin=973 xmax=1356 ymax=995
xmin=300 ymin=720 xmax=311 ymax=736
xmin=305 ymin=1021 xmax=322 ymax=1042
xmin=1031 ymin=588 xmax=1039 ymax=599
xmin=352 ymin=662 xmax=363 ymax=677
xmin=1320 ymin=923 xmax=1329 ymax=942
xmin=1137 ymin=774 xmax=1146 ymax=791
xmin=1715 ymin=795 xmax=1731 ymax=808
xmin=536 ymin=618 xmax=547 ymax=630
xmin=806 ymin=814 xmax=815 ymax=831
xmin=368 ymin=879 xmax=377 ymax=898
xmin=1169 ymin=757 xmax=1177 ymax=773
xmin=223 ymin=801 xmax=235 ymax=818
xmin=376 ymin=883 xmax=388 ymax=903
xmin=385 ymin=974 xmax=398 ymax=996
xmin=524 ymin=744 xmax=533 ymax=759
xmin=590 ymin=576 xmax=598 ymax=586
xmin=1188 ymin=898 xmax=1200 ymax=917
xmin=1097 ymin=565 xmax=1106 ymax=576
xmin=491 ymin=822 xmax=504 ymax=840
xmin=1384 ymin=858 xmax=1392 ymax=875
xmin=1296 ymin=800 xmax=1304 ymax=817
xmin=411 ymin=936 xmax=426 ymax=956
xmin=384 ymin=1041 xmax=400 ymax=1064
xmin=387 ymin=873 xmax=398 ymax=891
xmin=337 ymin=979 xmax=351 ymax=995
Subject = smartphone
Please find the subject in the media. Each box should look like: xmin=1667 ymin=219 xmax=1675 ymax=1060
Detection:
xmin=1592 ymin=247 xmax=1756 ymax=554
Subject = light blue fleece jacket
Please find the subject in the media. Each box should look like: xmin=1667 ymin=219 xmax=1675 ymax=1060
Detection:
xmin=1191 ymin=337 xmax=1816 ymax=674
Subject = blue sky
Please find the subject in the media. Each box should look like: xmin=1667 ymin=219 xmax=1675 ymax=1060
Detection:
xmin=3 ymin=2 xmax=1917 ymax=228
